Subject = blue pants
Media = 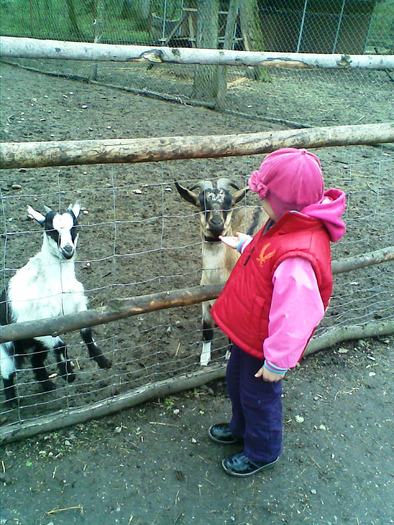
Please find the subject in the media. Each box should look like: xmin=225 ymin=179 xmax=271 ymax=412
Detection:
xmin=226 ymin=344 xmax=283 ymax=463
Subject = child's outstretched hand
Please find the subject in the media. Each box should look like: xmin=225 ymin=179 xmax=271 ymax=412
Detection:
xmin=219 ymin=232 xmax=250 ymax=250
xmin=255 ymin=366 xmax=284 ymax=383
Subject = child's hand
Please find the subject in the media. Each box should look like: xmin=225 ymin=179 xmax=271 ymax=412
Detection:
xmin=219 ymin=232 xmax=249 ymax=250
xmin=255 ymin=366 xmax=283 ymax=383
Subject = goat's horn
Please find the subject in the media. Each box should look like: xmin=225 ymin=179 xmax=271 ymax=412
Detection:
xmin=43 ymin=205 xmax=53 ymax=213
xmin=190 ymin=181 xmax=213 ymax=192
xmin=217 ymin=178 xmax=239 ymax=190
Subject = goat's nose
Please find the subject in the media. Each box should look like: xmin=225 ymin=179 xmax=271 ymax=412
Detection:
xmin=62 ymin=245 xmax=74 ymax=258
xmin=210 ymin=216 xmax=223 ymax=227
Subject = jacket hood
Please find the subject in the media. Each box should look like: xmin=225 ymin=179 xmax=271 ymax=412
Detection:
xmin=301 ymin=188 xmax=347 ymax=242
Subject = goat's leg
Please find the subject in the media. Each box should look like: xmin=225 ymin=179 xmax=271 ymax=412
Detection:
xmin=3 ymin=373 xmax=17 ymax=405
xmin=80 ymin=328 xmax=112 ymax=369
xmin=30 ymin=341 xmax=56 ymax=392
xmin=1 ymin=343 xmax=17 ymax=404
xmin=201 ymin=302 xmax=214 ymax=366
xmin=53 ymin=338 xmax=75 ymax=383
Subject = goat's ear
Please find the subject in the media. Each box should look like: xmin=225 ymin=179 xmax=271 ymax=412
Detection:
xmin=174 ymin=182 xmax=199 ymax=207
xmin=232 ymin=187 xmax=249 ymax=205
xmin=68 ymin=202 xmax=81 ymax=219
xmin=27 ymin=205 xmax=45 ymax=225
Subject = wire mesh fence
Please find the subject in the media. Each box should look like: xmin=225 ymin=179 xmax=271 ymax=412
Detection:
xmin=1 ymin=0 xmax=393 ymax=123
xmin=0 ymin=1 xmax=393 ymax=439
xmin=0 ymin=133 xmax=393 ymax=438
xmin=2 ymin=0 xmax=393 ymax=49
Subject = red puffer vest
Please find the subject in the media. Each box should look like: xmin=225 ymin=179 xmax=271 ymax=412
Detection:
xmin=211 ymin=212 xmax=333 ymax=360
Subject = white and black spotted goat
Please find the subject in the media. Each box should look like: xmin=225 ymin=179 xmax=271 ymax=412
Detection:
xmin=175 ymin=178 xmax=267 ymax=366
xmin=0 ymin=203 xmax=111 ymax=404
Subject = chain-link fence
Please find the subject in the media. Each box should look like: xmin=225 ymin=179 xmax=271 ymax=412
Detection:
xmin=1 ymin=0 xmax=393 ymax=50
xmin=1 ymin=0 xmax=393 ymax=125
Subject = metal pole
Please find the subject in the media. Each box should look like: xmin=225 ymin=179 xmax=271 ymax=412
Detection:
xmin=296 ymin=0 xmax=308 ymax=52
xmin=162 ymin=0 xmax=168 ymax=43
xmin=332 ymin=0 xmax=346 ymax=53
xmin=364 ymin=2 xmax=375 ymax=53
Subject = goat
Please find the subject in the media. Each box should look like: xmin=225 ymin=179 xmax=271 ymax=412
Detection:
xmin=0 ymin=203 xmax=111 ymax=404
xmin=175 ymin=178 xmax=267 ymax=366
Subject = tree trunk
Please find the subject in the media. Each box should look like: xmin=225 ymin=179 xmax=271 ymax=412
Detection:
xmin=193 ymin=0 xmax=219 ymax=101
xmin=239 ymin=0 xmax=269 ymax=80
xmin=1 ymin=122 xmax=393 ymax=170
xmin=122 ymin=0 xmax=151 ymax=26
xmin=65 ymin=0 xmax=84 ymax=40
xmin=216 ymin=0 xmax=240 ymax=109
xmin=121 ymin=0 xmax=133 ymax=19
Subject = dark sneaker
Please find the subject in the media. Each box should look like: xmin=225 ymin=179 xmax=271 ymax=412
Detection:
xmin=222 ymin=451 xmax=279 ymax=477
xmin=208 ymin=423 xmax=242 ymax=445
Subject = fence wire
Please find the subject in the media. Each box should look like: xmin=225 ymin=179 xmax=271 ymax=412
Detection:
xmin=0 ymin=0 xmax=393 ymax=437
xmin=0 ymin=138 xmax=393 ymax=430
xmin=1 ymin=1 xmax=394 ymax=125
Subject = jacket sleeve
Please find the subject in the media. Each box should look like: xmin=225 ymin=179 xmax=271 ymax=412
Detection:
xmin=263 ymin=257 xmax=325 ymax=370
xmin=236 ymin=235 xmax=253 ymax=253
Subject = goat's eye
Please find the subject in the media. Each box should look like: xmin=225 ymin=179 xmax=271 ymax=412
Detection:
xmin=71 ymin=225 xmax=79 ymax=241
xmin=46 ymin=228 xmax=60 ymax=245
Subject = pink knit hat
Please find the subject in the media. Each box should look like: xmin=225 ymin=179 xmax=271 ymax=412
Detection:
xmin=248 ymin=148 xmax=324 ymax=219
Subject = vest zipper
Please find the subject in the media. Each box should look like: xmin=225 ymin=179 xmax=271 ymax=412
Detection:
xmin=243 ymin=246 xmax=255 ymax=265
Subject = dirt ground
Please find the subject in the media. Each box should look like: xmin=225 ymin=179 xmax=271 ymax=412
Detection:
xmin=1 ymin=340 xmax=393 ymax=525
xmin=0 ymin=61 xmax=393 ymax=524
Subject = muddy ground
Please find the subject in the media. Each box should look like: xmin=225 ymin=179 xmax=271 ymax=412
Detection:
xmin=0 ymin=61 xmax=393 ymax=524
xmin=1 ymin=340 xmax=393 ymax=525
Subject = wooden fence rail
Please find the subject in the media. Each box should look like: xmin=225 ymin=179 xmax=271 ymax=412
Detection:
xmin=1 ymin=247 xmax=393 ymax=344
xmin=0 ymin=317 xmax=392 ymax=445
xmin=1 ymin=37 xmax=394 ymax=69
xmin=1 ymin=123 xmax=394 ymax=169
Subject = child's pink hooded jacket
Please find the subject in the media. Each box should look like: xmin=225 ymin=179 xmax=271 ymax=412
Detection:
xmin=243 ymin=189 xmax=346 ymax=374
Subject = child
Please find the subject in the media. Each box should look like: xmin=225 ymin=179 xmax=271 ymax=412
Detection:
xmin=209 ymin=147 xmax=346 ymax=477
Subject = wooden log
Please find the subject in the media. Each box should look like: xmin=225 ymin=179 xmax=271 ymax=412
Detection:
xmin=0 ymin=284 xmax=222 ymax=343
xmin=1 ymin=36 xmax=393 ymax=69
xmin=1 ymin=122 xmax=393 ymax=169
xmin=0 ymin=365 xmax=226 ymax=444
xmin=332 ymin=246 xmax=394 ymax=273
xmin=0 ymin=318 xmax=392 ymax=444
xmin=0 ymin=247 xmax=392 ymax=343
xmin=304 ymin=320 xmax=394 ymax=356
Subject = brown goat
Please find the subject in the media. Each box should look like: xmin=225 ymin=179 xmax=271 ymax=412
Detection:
xmin=175 ymin=178 xmax=267 ymax=365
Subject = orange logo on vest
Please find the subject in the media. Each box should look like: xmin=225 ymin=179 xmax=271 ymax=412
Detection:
xmin=257 ymin=243 xmax=276 ymax=266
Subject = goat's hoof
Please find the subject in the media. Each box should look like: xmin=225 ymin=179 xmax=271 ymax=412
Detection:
xmin=41 ymin=380 xmax=56 ymax=392
xmin=65 ymin=372 xmax=76 ymax=383
xmin=97 ymin=356 xmax=112 ymax=369
xmin=4 ymin=397 xmax=17 ymax=408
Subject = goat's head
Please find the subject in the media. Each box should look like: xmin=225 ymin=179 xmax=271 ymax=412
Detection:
xmin=175 ymin=179 xmax=248 ymax=241
xmin=27 ymin=203 xmax=81 ymax=260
